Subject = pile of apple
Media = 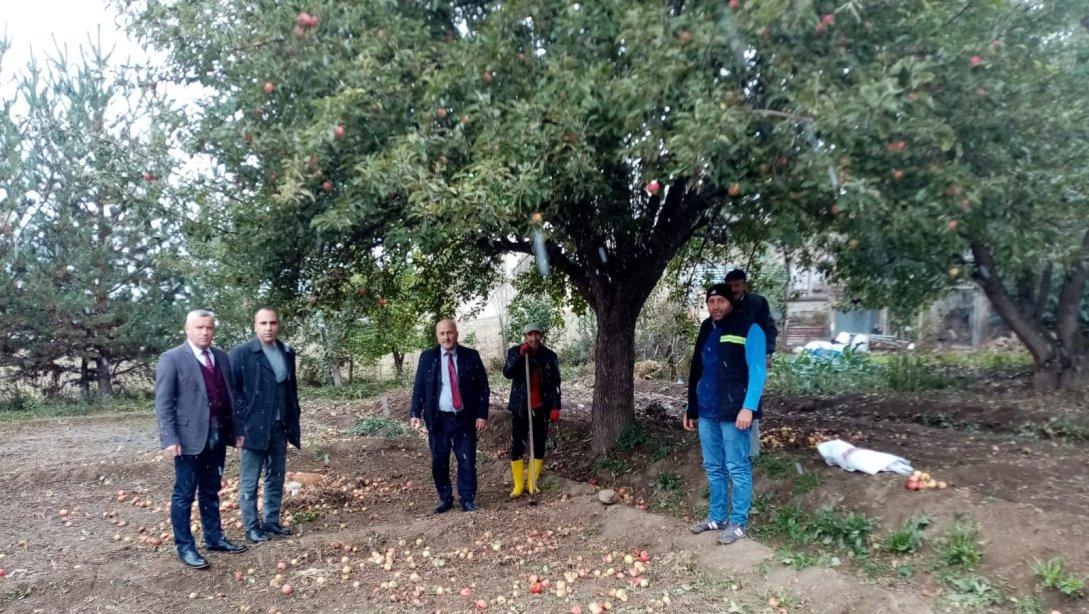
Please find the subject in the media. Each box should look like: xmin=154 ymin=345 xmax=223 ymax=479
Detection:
xmin=905 ymin=470 xmax=947 ymax=491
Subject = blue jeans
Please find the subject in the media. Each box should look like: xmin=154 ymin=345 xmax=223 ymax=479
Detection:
xmin=240 ymin=421 xmax=288 ymax=530
xmin=698 ymin=417 xmax=753 ymax=527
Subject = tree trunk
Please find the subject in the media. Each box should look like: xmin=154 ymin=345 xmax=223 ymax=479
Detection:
xmin=392 ymin=350 xmax=405 ymax=377
xmin=96 ymin=354 xmax=114 ymax=397
xmin=79 ymin=358 xmax=92 ymax=400
xmin=590 ymin=303 xmax=639 ymax=456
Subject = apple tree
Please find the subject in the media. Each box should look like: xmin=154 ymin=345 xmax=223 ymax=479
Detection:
xmin=770 ymin=2 xmax=1089 ymax=389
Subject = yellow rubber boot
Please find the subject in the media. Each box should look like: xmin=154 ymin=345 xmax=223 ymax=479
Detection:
xmin=527 ymin=459 xmax=544 ymax=495
xmin=509 ymin=460 xmax=526 ymax=499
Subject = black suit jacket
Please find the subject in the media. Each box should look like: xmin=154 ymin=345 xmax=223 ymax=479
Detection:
xmin=229 ymin=338 xmax=302 ymax=450
xmin=411 ymin=345 xmax=490 ymax=428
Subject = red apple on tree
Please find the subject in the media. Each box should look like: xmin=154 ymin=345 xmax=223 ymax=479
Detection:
xmin=646 ymin=180 xmax=660 ymax=196
xmin=263 ymin=81 xmax=275 ymax=95
xmin=679 ymin=31 xmax=691 ymax=43
xmin=436 ymin=107 xmax=447 ymax=119
xmin=892 ymin=169 xmax=905 ymax=181
xmin=322 ymin=180 xmax=333 ymax=192
xmin=969 ymin=55 xmax=983 ymax=67
xmin=335 ymin=124 xmax=346 ymax=138
xmin=947 ymin=220 xmax=958 ymax=232
xmin=728 ymin=0 xmax=740 ymax=10
xmin=728 ymin=182 xmax=742 ymax=197
xmin=822 ymin=14 xmax=835 ymax=25
xmin=296 ymin=12 xmax=312 ymax=28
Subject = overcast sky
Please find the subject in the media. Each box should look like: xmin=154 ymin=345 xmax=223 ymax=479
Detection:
xmin=0 ymin=0 xmax=149 ymax=92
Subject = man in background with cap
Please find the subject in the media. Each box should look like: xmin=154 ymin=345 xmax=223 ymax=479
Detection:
xmin=724 ymin=268 xmax=778 ymax=367
xmin=410 ymin=318 xmax=490 ymax=513
xmin=725 ymin=268 xmax=777 ymax=459
xmin=683 ymin=284 xmax=768 ymax=545
xmin=502 ymin=322 xmax=562 ymax=499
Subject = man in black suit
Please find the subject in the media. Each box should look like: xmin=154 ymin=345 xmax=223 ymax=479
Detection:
xmin=229 ymin=308 xmax=302 ymax=544
xmin=155 ymin=309 xmax=247 ymax=569
xmin=410 ymin=318 xmax=490 ymax=513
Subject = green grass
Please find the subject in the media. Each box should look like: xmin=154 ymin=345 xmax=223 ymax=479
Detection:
xmin=0 ymin=392 xmax=153 ymax=423
xmin=766 ymin=349 xmax=1029 ymax=396
xmin=883 ymin=515 xmax=931 ymax=555
xmin=658 ymin=472 xmax=683 ymax=492
xmin=940 ymin=574 xmax=1004 ymax=608
xmin=809 ymin=507 xmax=875 ymax=557
xmin=791 ymin=471 xmax=823 ymax=495
xmin=1009 ymin=594 xmax=1048 ymax=614
xmin=292 ymin=509 xmax=321 ymax=523
xmin=1033 ymin=557 xmax=1087 ymax=598
xmin=595 ymin=456 xmax=632 ymax=476
xmin=754 ymin=452 xmax=794 ymax=480
xmin=777 ymin=546 xmax=840 ymax=571
xmin=753 ymin=504 xmax=875 ymax=557
xmin=300 ymin=378 xmax=404 ymax=401
xmin=617 ymin=423 xmax=674 ymax=461
xmin=353 ymin=417 xmax=409 ymax=438
xmin=934 ymin=518 xmax=984 ymax=570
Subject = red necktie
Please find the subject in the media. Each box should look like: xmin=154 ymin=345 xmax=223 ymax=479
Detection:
xmin=446 ymin=352 xmax=463 ymax=411
xmin=202 ymin=349 xmax=212 ymax=369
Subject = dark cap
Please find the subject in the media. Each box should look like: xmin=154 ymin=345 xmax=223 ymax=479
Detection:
xmin=706 ymin=283 xmax=731 ymax=301
xmin=724 ymin=268 xmax=747 ymax=282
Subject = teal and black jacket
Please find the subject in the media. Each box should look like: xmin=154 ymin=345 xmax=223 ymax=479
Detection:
xmin=686 ymin=312 xmax=768 ymax=422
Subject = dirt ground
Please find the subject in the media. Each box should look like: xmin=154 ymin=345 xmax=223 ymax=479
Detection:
xmin=1 ymin=376 xmax=1087 ymax=613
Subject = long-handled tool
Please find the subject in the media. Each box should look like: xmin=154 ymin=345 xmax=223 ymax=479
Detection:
xmin=525 ymin=352 xmax=538 ymax=506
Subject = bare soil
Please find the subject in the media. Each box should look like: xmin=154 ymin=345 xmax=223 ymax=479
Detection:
xmin=0 ymin=376 xmax=1086 ymax=613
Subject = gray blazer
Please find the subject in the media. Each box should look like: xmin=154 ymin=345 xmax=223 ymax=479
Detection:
xmin=155 ymin=343 xmax=244 ymax=455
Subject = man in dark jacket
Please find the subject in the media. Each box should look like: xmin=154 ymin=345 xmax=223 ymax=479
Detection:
xmin=410 ymin=319 xmax=490 ymax=513
xmin=683 ymin=285 xmax=768 ymax=546
xmin=725 ymin=268 xmax=776 ymax=458
xmin=229 ymin=308 xmax=302 ymax=544
xmin=725 ymin=269 xmax=778 ymax=367
xmin=502 ymin=322 xmax=561 ymax=498
xmin=155 ymin=309 xmax=247 ymax=569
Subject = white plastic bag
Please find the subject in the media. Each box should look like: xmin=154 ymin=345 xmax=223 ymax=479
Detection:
xmin=816 ymin=439 xmax=913 ymax=476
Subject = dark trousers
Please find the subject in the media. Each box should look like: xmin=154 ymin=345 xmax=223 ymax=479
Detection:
xmin=429 ymin=412 xmax=477 ymax=504
xmin=171 ymin=438 xmax=227 ymax=551
xmin=240 ymin=420 xmax=288 ymax=530
xmin=510 ymin=407 xmax=549 ymax=460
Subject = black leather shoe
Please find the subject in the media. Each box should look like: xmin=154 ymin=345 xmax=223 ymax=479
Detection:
xmin=461 ymin=502 xmax=479 ymax=512
xmin=263 ymin=522 xmax=293 ymax=537
xmin=205 ymin=538 xmax=247 ymax=553
xmin=433 ymin=500 xmax=454 ymax=514
xmin=178 ymin=548 xmax=209 ymax=569
xmin=245 ymin=528 xmax=269 ymax=543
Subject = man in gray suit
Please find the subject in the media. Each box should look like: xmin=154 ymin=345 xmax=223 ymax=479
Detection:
xmin=155 ymin=309 xmax=247 ymax=569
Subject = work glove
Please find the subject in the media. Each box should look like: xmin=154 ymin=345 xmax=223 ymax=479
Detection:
xmin=519 ymin=342 xmax=533 ymax=356
xmin=549 ymin=409 xmax=560 ymax=423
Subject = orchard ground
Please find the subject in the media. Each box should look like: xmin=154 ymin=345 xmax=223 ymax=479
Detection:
xmin=1 ymin=369 xmax=1087 ymax=613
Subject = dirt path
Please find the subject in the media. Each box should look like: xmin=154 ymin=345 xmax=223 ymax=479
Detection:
xmin=0 ymin=401 xmax=937 ymax=614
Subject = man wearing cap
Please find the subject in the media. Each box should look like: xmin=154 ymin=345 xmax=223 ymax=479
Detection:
xmin=502 ymin=322 xmax=562 ymax=498
xmin=410 ymin=318 xmax=490 ymax=513
xmin=683 ymin=284 xmax=768 ymax=545
xmin=724 ymin=269 xmax=778 ymax=368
